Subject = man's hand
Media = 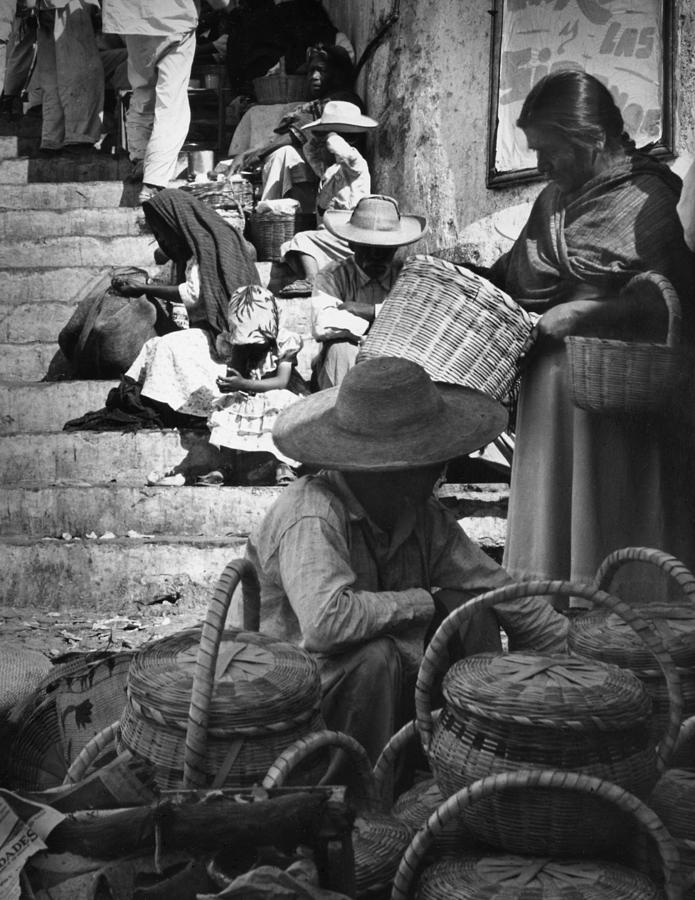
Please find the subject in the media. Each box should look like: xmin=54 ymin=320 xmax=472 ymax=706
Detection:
xmin=231 ymin=147 xmax=262 ymax=174
xmin=423 ymin=589 xmax=465 ymax=652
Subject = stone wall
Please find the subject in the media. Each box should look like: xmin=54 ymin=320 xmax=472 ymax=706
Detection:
xmin=324 ymin=0 xmax=695 ymax=262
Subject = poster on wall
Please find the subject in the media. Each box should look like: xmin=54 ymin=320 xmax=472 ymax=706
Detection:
xmin=487 ymin=0 xmax=674 ymax=186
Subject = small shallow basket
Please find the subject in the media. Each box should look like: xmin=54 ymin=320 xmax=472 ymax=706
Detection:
xmin=566 ymin=271 xmax=693 ymax=415
xmin=358 ymin=254 xmax=534 ymax=400
xmin=117 ymin=559 xmax=324 ymax=790
xmin=263 ymin=729 xmax=414 ymax=899
xmin=390 ymin=769 xmax=681 ymax=900
xmin=252 ymin=73 xmax=308 ymax=104
xmin=569 ymin=547 xmax=695 ymax=737
xmin=416 ymin=579 xmax=683 ymax=858
xmin=249 ymin=206 xmax=315 ymax=261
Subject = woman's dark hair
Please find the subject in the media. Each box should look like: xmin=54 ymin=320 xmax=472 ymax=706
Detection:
xmin=307 ymin=42 xmax=355 ymax=92
xmin=516 ymin=70 xmax=635 ymax=152
xmin=228 ymin=342 xmax=275 ymax=378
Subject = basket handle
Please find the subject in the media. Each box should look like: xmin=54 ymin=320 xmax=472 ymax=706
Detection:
xmin=390 ymin=768 xmax=682 ymax=900
xmin=594 ymin=546 xmax=695 ymax=601
xmin=619 ymin=271 xmax=681 ymax=348
xmin=372 ymin=711 xmax=441 ymax=811
xmin=62 ymin=721 xmax=121 ymax=785
xmin=183 ymin=558 xmax=260 ymax=789
xmin=673 ymin=713 xmax=695 ymax=763
xmin=261 ymin=729 xmax=381 ymax=812
xmin=416 ymin=579 xmax=682 ymax=773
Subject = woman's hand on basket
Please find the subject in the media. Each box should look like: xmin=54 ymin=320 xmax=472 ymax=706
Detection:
xmin=532 ymin=302 xmax=583 ymax=346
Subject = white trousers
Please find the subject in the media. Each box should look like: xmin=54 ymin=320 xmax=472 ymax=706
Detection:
xmin=125 ymin=29 xmax=195 ymax=187
xmin=37 ymin=0 xmax=103 ymax=149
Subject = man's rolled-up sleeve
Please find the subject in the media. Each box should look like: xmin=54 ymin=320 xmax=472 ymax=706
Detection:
xmin=428 ymin=504 xmax=567 ymax=653
xmin=277 ymin=515 xmax=433 ymax=655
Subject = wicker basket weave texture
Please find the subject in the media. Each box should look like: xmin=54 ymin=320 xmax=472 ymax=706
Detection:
xmin=570 ymin=547 xmax=695 ymax=739
xmin=262 ymin=729 xmax=414 ymax=899
xmin=249 ymin=208 xmax=315 ymax=261
xmin=415 ymin=579 xmax=684 ymax=860
xmin=7 ymin=651 xmax=132 ymax=791
xmin=252 ymin=73 xmax=308 ymax=104
xmin=429 ymin=653 xmax=656 ymax=857
xmin=357 ymin=254 xmax=534 ymax=400
xmin=119 ymin=627 xmax=324 ymax=790
xmin=390 ymin=769 xmax=680 ymax=900
xmin=0 ymin=644 xmax=52 ymax=718
xmin=565 ymin=271 xmax=693 ymax=415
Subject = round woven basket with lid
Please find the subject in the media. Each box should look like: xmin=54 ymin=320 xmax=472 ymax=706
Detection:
xmin=391 ymin=769 xmax=680 ymax=900
xmin=416 ymin=579 xmax=683 ymax=859
xmin=569 ymin=547 xmax=695 ymax=737
xmin=430 ymin=653 xmax=654 ymax=856
xmin=119 ymin=628 xmax=323 ymax=789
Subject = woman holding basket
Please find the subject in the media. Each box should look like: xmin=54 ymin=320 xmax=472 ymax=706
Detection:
xmin=485 ymin=70 xmax=695 ymax=603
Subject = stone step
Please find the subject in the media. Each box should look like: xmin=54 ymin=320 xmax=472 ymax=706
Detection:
xmin=0 ymin=430 xmax=191 ymax=485
xmin=1 ymin=483 xmax=283 ymax=538
xmin=0 ymin=266 xmax=164 ymax=305
xmin=0 ymin=341 xmax=60 ymax=381
xmin=0 ymin=153 xmax=131 ymax=185
xmin=0 ymin=207 xmax=147 ymax=241
xmin=0 ymin=380 xmax=116 ymax=434
xmin=0 ymin=534 xmax=248 ymax=609
xmin=0 ymin=135 xmax=19 ymax=158
xmin=1 ymin=294 xmax=312 ymax=344
xmin=0 ymin=335 xmax=318 ymax=381
xmin=0 ymin=481 xmax=507 ymax=540
xmin=0 ymin=235 xmax=157 ymax=269
xmin=0 ymin=181 xmax=140 ymax=210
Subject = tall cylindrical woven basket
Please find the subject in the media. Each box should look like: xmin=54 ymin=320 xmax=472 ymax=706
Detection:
xmin=357 ymin=254 xmax=534 ymax=399
xmin=118 ymin=559 xmax=325 ymax=790
xmin=249 ymin=206 xmax=315 ymax=261
xmin=569 ymin=547 xmax=695 ymax=739
xmin=416 ymin=579 xmax=683 ymax=858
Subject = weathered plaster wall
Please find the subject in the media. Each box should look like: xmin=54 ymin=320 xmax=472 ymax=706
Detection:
xmin=324 ymin=0 xmax=695 ymax=263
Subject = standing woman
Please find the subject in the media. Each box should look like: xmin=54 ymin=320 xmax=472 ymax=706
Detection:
xmin=487 ymin=71 xmax=695 ymax=602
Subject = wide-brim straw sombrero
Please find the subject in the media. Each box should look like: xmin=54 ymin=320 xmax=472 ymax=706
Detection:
xmin=273 ymin=357 xmax=506 ymax=471
xmin=301 ymin=100 xmax=378 ymax=133
xmin=324 ymin=195 xmax=426 ymax=247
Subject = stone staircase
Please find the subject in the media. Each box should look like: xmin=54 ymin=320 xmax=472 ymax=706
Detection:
xmin=0 ymin=120 xmax=507 ymax=620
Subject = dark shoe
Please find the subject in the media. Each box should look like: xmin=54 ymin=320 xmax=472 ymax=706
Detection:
xmin=277 ymin=278 xmax=314 ymax=298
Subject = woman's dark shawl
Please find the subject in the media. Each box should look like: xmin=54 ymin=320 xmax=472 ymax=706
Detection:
xmin=490 ymin=153 xmax=695 ymax=314
xmin=143 ymin=189 xmax=260 ymax=336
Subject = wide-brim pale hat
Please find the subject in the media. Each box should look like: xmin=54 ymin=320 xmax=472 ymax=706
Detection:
xmin=324 ymin=195 xmax=426 ymax=247
xmin=273 ymin=357 xmax=506 ymax=471
xmin=301 ymin=100 xmax=378 ymax=133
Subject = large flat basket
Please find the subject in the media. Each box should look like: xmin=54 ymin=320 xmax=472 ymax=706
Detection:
xmin=357 ymin=255 xmax=534 ymax=400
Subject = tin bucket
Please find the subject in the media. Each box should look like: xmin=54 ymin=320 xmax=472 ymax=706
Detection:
xmin=186 ymin=147 xmax=215 ymax=181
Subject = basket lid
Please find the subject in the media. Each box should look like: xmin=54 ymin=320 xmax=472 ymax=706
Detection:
xmin=418 ymin=856 xmax=662 ymax=898
xmin=569 ymin=606 xmax=695 ymax=669
xmin=442 ymin=653 xmax=652 ymax=729
xmin=126 ymin=629 xmax=321 ymax=733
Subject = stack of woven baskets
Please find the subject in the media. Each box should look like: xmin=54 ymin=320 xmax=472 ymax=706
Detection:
xmin=382 ymin=572 xmax=687 ymax=898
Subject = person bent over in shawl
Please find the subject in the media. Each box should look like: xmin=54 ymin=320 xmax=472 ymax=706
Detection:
xmin=470 ymin=70 xmax=695 ymax=605
xmin=245 ymin=358 xmax=569 ymax=787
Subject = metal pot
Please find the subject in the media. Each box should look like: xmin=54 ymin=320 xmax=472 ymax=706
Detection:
xmin=186 ymin=147 xmax=215 ymax=181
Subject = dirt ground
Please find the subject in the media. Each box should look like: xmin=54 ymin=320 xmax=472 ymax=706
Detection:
xmin=0 ymin=599 xmax=209 ymax=661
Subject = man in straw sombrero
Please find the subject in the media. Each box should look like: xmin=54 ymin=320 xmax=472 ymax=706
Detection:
xmin=245 ymin=357 xmax=568 ymax=768
xmin=310 ymin=194 xmax=427 ymax=389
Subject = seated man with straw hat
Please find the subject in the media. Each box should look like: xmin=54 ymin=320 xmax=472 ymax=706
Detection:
xmin=310 ymin=194 xmax=427 ymax=389
xmin=245 ymin=357 xmax=568 ymax=770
